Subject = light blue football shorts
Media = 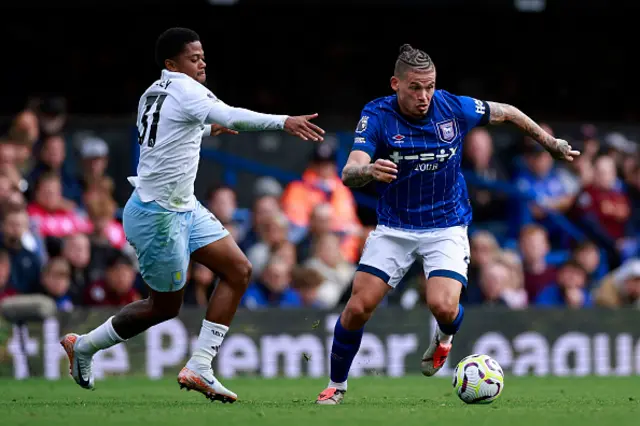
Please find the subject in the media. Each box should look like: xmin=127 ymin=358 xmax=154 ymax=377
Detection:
xmin=122 ymin=190 xmax=229 ymax=292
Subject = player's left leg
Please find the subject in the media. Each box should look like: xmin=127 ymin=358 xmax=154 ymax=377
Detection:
xmin=177 ymin=203 xmax=251 ymax=403
xmin=417 ymin=225 xmax=470 ymax=376
xmin=316 ymin=225 xmax=418 ymax=405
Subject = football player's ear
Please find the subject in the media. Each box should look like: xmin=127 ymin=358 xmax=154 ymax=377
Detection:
xmin=390 ymin=76 xmax=400 ymax=92
xmin=164 ymin=59 xmax=178 ymax=72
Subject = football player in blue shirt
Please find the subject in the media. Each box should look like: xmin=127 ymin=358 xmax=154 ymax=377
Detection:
xmin=316 ymin=44 xmax=579 ymax=404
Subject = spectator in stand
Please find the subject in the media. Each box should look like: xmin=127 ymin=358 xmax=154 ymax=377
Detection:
xmin=61 ymin=233 xmax=103 ymax=304
xmin=535 ymin=260 xmax=592 ymax=308
xmin=461 ymin=128 xmax=509 ymax=223
xmin=7 ymin=109 xmax=39 ymax=175
xmin=84 ymin=251 xmax=140 ymax=306
xmin=571 ymin=240 xmax=603 ymax=287
xmin=27 ymin=134 xmax=82 ymax=206
xmin=1 ymin=193 xmax=47 ymax=265
xmin=0 ymin=248 xmax=17 ymax=301
xmin=36 ymin=96 xmax=68 ymax=139
xmin=512 ymin=142 xmax=575 ymax=244
xmin=281 ymin=142 xmax=361 ymax=263
xmin=0 ymin=204 xmax=41 ymax=294
xmin=27 ymin=172 xmax=90 ymax=244
xmin=245 ymin=211 xmax=291 ymax=279
xmin=205 ymin=184 xmax=250 ymax=242
xmin=183 ymin=262 xmax=215 ymax=307
xmin=518 ymin=224 xmax=557 ymax=302
xmin=593 ymin=258 xmax=640 ymax=308
xmin=625 ymin=162 xmax=640 ymax=244
xmin=84 ymin=192 xmax=126 ymax=250
xmin=296 ymin=203 xmax=334 ymax=264
xmin=499 ymin=250 xmax=528 ymax=307
xmin=576 ymin=124 xmax=600 ymax=164
xmin=291 ymin=266 xmax=326 ymax=308
xmin=241 ymin=257 xmax=301 ymax=309
xmin=78 ymin=135 xmax=112 ymax=193
xmin=463 ymin=230 xmax=501 ymax=304
xmin=303 ymin=233 xmax=356 ymax=308
xmin=239 ymin=193 xmax=282 ymax=252
xmin=0 ymin=174 xmax=17 ymax=206
xmin=603 ymin=132 xmax=636 ymax=185
xmin=0 ymin=160 xmax=29 ymax=199
xmin=39 ymin=257 xmax=74 ymax=312
xmin=477 ymin=257 xmax=526 ymax=308
xmin=572 ymin=155 xmax=630 ymax=267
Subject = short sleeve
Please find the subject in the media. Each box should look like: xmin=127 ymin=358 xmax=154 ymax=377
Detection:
xmin=454 ymin=95 xmax=490 ymax=131
xmin=351 ymin=106 xmax=381 ymax=157
xmin=180 ymin=85 xmax=219 ymax=124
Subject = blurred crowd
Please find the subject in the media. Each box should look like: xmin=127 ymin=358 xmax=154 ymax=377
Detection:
xmin=1 ymin=97 xmax=640 ymax=313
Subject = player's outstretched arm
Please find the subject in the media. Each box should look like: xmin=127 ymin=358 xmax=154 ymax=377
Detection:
xmin=205 ymin=102 xmax=324 ymax=141
xmin=341 ymin=151 xmax=398 ymax=187
xmin=486 ymin=101 xmax=580 ymax=162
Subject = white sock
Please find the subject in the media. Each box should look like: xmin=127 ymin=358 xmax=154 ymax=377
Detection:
xmin=76 ymin=316 xmax=125 ymax=355
xmin=189 ymin=320 xmax=228 ymax=369
xmin=329 ymin=380 xmax=347 ymax=391
xmin=437 ymin=327 xmax=454 ymax=344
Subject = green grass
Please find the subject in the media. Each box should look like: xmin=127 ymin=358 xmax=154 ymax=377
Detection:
xmin=2 ymin=376 xmax=640 ymax=426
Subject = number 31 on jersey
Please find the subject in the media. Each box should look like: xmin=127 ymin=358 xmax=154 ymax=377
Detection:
xmin=138 ymin=94 xmax=167 ymax=147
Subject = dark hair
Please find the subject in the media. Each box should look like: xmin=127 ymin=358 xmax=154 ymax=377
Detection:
xmin=572 ymin=240 xmax=598 ymax=253
xmin=561 ymin=259 xmax=589 ymax=277
xmin=205 ymin=184 xmax=235 ymax=202
xmin=106 ymin=250 xmax=134 ymax=269
xmin=155 ymin=27 xmax=200 ymax=69
xmin=34 ymin=170 xmax=60 ymax=191
xmin=394 ymin=44 xmax=434 ymax=77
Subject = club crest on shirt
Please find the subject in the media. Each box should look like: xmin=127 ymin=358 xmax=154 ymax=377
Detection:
xmin=355 ymin=116 xmax=369 ymax=133
xmin=436 ymin=119 xmax=458 ymax=143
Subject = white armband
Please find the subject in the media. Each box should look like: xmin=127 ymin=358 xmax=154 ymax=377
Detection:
xmin=205 ymin=101 xmax=288 ymax=131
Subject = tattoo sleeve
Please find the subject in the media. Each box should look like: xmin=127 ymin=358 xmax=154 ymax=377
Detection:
xmin=486 ymin=101 xmax=559 ymax=153
xmin=341 ymin=163 xmax=373 ymax=187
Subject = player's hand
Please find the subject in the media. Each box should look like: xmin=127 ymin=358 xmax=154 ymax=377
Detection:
xmin=211 ymin=124 xmax=239 ymax=136
xmin=370 ymin=159 xmax=398 ymax=183
xmin=284 ymin=113 xmax=325 ymax=142
xmin=549 ymin=138 xmax=580 ymax=162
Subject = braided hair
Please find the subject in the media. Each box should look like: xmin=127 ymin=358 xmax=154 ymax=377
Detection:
xmin=394 ymin=44 xmax=434 ymax=77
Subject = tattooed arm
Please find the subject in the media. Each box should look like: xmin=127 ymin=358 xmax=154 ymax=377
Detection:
xmin=341 ymin=150 xmax=398 ymax=187
xmin=486 ymin=101 xmax=580 ymax=161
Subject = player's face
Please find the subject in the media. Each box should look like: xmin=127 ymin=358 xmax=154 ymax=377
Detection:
xmin=391 ymin=69 xmax=436 ymax=119
xmin=168 ymin=41 xmax=207 ymax=84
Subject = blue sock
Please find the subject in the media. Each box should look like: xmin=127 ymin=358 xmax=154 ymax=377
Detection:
xmin=329 ymin=316 xmax=364 ymax=385
xmin=437 ymin=304 xmax=464 ymax=336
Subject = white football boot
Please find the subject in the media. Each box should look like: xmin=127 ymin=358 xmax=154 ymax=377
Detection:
xmin=177 ymin=361 xmax=237 ymax=403
xmin=60 ymin=333 xmax=95 ymax=390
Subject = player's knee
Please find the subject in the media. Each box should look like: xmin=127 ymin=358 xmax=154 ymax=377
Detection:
xmin=344 ymin=296 xmax=376 ymax=325
xmin=428 ymin=299 xmax=458 ymax=324
xmin=232 ymin=258 xmax=252 ymax=288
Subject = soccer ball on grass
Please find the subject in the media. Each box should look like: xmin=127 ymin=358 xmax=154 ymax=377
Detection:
xmin=452 ymin=354 xmax=504 ymax=404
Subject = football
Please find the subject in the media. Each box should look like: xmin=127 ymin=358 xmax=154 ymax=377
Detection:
xmin=452 ymin=354 xmax=504 ymax=404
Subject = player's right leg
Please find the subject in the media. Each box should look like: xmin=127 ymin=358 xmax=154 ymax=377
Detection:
xmin=316 ymin=225 xmax=417 ymax=405
xmin=61 ymin=191 xmax=190 ymax=390
xmin=177 ymin=232 xmax=252 ymax=403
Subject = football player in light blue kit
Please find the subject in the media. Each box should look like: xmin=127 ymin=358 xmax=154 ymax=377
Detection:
xmin=59 ymin=28 xmax=324 ymax=402
xmin=316 ymin=44 xmax=579 ymax=404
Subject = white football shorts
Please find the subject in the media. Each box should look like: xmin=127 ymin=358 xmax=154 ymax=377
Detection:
xmin=357 ymin=224 xmax=470 ymax=288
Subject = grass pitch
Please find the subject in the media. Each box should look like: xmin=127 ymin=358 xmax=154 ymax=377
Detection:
xmin=2 ymin=376 xmax=639 ymax=426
